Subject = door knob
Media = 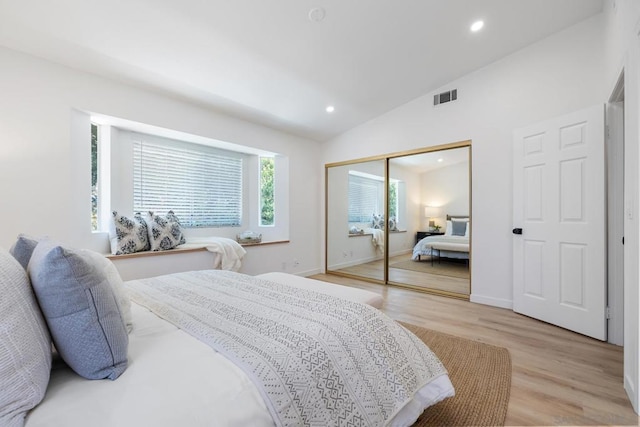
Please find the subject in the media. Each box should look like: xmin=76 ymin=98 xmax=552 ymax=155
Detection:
xmin=512 ymin=228 xmax=523 ymax=235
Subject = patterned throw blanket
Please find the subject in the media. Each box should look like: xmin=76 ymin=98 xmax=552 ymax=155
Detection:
xmin=126 ymin=270 xmax=450 ymax=427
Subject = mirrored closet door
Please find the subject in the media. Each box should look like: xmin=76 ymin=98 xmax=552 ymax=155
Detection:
xmin=326 ymin=159 xmax=386 ymax=283
xmin=325 ymin=142 xmax=471 ymax=299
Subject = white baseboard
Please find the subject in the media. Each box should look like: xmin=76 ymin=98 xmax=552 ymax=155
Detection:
xmin=470 ymin=293 xmax=513 ymax=309
xmin=328 ymin=256 xmax=381 ymax=270
xmin=389 ymin=248 xmax=413 ymax=257
xmin=625 ymin=374 xmax=639 ymax=415
xmin=296 ymin=268 xmax=322 ymax=277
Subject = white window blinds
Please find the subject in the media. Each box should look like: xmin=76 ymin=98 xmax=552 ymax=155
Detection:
xmin=348 ymin=174 xmax=382 ymax=223
xmin=133 ymin=138 xmax=243 ymax=228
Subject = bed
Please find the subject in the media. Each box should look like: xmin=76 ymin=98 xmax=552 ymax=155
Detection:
xmin=412 ymin=216 xmax=470 ymax=262
xmin=1 ymin=238 xmax=455 ymax=427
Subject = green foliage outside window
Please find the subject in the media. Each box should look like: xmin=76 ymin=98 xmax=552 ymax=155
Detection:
xmin=91 ymin=124 xmax=98 ymax=231
xmin=260 ymin=157 xmax=274 ymax=226
xmin=388 ymin=181 xmax=397 ymax=218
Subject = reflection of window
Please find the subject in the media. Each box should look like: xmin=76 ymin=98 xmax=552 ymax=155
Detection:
xmin=348 ymin=172 xmax=403 ymax=227
xmin=133 ymin=139 xmax=243 ymax=228
xmin=388 ymin=181 xmax=398 ymax=219
xmin=90 ymin=123 xmax=99 ymax=231
xmin=348 ymin=173 xmax=383 ymax=223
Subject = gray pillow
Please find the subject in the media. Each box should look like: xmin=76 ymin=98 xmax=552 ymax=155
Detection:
xmin=28 ymin=241 xmax=128 ymax=380
xmin=0 ymin=248 xmax=51 ymax=427
xmin=452 ymin=220 xmax=467 ymax=236
xmin=9 ymin=234 xmax=39 ymax=270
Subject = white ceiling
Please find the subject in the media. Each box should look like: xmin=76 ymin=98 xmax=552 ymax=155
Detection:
xmin=392 ymin=147 xmax=469 ymax=174
xmin=0 ymin=0 xmax=603 ymax=142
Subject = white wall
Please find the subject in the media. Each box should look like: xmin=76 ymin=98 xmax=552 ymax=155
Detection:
xmin=389 ymin=163 xmax=422 ymax=255
xmin=420 ymin=161 xmax=470 ymax=230
xmin=603 ymin=0 xmax=640 ymax=414
xmin=322 ymin=14 xmax=607 ymax=309
xmin=0 ymin=46 xmax=322 ymax=276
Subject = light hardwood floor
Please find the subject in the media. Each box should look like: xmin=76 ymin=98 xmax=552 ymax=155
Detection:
xmin=331 ymin=254 xmax=470 ymax=295
xmin=310 ymin=273 xmax=639 ymax=426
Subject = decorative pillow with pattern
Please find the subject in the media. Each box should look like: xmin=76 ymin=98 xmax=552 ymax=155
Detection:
xmin=372 ymin=214 xmax=385 ymax=230
xmin=388 ymin=216 xmax=398 ymax=232
xmin=145 ymin=211 xmax=186 ymax=251
xmin=110 ymin=212 xmax=150 ymax=255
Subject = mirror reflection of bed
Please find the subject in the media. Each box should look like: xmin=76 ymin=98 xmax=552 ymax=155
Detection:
xmin=391 ymin=214 xmax=470 ymax=295
xmin=326 ymin=143 xmax=471 ymax=299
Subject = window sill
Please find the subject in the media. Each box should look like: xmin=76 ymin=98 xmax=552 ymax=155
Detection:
xmin=240 ymin=239 xmax=290 ymax=247
xmin=349 ymin=232 xmax=372 ymax=238
xmin=106 ymin=239 xmax=291 ymax=259
xmin=348 ymin=230 xmax=406 ymax=238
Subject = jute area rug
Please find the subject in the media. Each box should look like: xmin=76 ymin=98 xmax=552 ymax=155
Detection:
xmin=390 ymin=259 xmax=470 ymax=279
xmin=402 ymin=322 xmax=512 ymax=427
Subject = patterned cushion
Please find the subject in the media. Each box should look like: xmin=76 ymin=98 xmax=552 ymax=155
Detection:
xmin=145 ymin=211 xmax=186 ymax=251
xmin=388 ymin=216 xmax=398 ymax=232
xmin=110 ymin=211 xmax=150 ymax=255
xmin=372 ymin=214 xmax=385 ymax=230
xmin=0 ymin=248 xmax=51 ymax=427
xmin=9 ymin=234 xmax=39 ymax=270
xmin=29 ymin=241 xmax=128 ymax=380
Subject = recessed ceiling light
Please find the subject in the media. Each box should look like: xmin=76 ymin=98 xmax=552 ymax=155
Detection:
xmin=326 ymin=105 xmax=335 ymax=113
xmin=470 ymin=20 xmax=484 ymax=32
xmin=309 ymin=7 xmax=326 ymax=22
xmin=437 ymin=158 xmax=444 ymax=163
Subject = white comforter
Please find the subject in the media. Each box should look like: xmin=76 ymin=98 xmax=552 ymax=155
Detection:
xmin=412 ymin=235 xmax=470 ymax=260
xmin=26 ymin=303 xmax=273 ymax=427
xmin=26 ymin=271 xmax=454 ymax=427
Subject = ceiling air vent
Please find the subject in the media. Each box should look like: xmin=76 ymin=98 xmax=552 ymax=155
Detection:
xmin=433 ymin=89 xmax=457 ymax=106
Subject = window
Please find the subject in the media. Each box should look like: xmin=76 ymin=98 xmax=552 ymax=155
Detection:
xmin=133 ymin=138 xmax=243 ymax=228
xmin=87 ymin=115 xmax=289 ymax=242
xmin=260 ymin=157 xmax=275 ymax=226
xmin=91 ymin=123 xmax=99 ymax=231
xmin=348 ymin=173 xmax=383 ymax=223
xmin=348 ymin=172 xmax=402 ymax=227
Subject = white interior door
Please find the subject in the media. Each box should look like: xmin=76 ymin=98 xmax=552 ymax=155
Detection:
xmin=513 ymin=104 xmax=606 ymax=341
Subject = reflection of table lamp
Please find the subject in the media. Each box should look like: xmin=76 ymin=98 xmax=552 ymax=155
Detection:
xmin=424 ymin=206 xmax=441 ymax=230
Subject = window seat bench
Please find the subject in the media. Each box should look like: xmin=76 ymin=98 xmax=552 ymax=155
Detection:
xmin=106 ymin=240 xmax=290 ymax=281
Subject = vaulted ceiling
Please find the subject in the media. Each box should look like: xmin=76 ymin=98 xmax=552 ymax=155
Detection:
xmin=0 ymin=0 xmax=603 ymax=141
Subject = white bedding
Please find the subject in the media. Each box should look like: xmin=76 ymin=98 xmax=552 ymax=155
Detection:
xmin=25 ymin=272 xmax=453 ymax=427
xmin=26 ymin=303 xmax=274 ymax=427
xmin=256 ymin=272 xmax=384 ymax=309
xmin=412 ymin=235 xmax=469 ymax=261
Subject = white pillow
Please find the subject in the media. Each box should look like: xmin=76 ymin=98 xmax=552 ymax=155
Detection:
xmin=444 ymin=220 xmax=453 ymax=236
xmin=465 ymin=221 xmax=470 ymax=237
xmin=82 ymin=250 xmax=133 ymax=333
xmin=0 ymin=248 xmax=51 ymax=427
